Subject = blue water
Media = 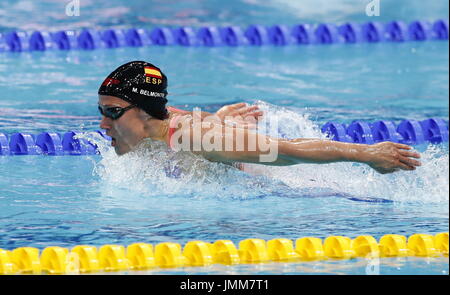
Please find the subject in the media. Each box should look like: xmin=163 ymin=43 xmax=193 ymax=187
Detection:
xmin=0 ymin=0 xmax=449 ymax=274
xmin=0 ymin=0 xmax=448 ymax=32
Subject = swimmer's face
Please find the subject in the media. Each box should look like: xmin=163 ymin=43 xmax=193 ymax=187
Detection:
xmin=98 ymin=95 xmax=150 ymax=155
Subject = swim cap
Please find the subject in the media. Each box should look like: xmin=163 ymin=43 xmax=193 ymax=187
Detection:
xmin=98 ymin=61 xmax=169 ymax=120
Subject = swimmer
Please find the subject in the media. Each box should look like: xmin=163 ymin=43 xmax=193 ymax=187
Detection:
xmin=98 ymin=61 xmax=422 ymax=174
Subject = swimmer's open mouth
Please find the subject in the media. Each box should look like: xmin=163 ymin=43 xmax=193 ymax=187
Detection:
xmin=111 ymin=137 xmax=116 ymax=146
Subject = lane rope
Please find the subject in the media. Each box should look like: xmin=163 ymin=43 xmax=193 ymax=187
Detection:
xmin=1 ymin=118 xmax=448 ymax=156
xmin=0 ymin=20 xmax=448 ymax=53
xmin=0 ymin=233 xmax=447 ymax=274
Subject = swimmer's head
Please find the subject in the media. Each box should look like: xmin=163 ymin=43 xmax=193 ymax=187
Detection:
xmin=98 ymin=61 xmax=169 ymax=120
xmin=98 ymin=61 xmax=170 ymax=155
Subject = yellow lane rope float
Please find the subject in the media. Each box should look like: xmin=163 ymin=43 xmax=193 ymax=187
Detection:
xmin=0 ymin=233 xmax=447 ymax=274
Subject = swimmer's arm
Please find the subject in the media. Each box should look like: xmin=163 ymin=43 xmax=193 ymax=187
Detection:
xmin=182 ymin=124 xmax=421 ymax=174
xmin=276 ymin=139 xmax=423 ymax=173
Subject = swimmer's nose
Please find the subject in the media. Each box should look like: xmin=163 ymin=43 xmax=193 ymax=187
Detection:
xmin=100 ymin=115 xmax=112 ymax=130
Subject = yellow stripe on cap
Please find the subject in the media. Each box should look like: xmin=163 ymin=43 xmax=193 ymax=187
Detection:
xmin=144 ymin=67 xmax=162 ymax=78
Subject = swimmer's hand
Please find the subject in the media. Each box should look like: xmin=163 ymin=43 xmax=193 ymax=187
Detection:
xmin=365 ymin=142 xmax=422 ymax=174
xmin=215 ymin=102 xmax=263 ymax=129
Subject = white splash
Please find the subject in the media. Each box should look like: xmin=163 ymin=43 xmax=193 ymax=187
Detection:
xmin=81 ymin=132 xmax=273 ymax=200
xmin=80 ymin=102 xmax=449 ymax=204
xmin=247 ymin=102 xmax=450 ymax=204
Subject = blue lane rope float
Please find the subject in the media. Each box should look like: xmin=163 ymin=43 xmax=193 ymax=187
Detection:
xmin=0 ymin=19 xmax=448 ymax=52
xmin=0 ymin=130 xmax=107 ymax=156
xmin=321 ymin=118 xmax=448 ymax=146
xmin=0 ymin=118 xmax=448 ymax=156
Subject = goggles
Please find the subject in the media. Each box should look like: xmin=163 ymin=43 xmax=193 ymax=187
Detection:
xmin=98 ymin=104 xmax=136 ymax=120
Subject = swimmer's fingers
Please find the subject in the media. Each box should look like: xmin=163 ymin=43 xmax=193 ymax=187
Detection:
xmin=220 ymin=102 xmax=246 ymax=110
xmin=240 ymin=105 xmax=264 ymax=118
xmin=396 ymin=160 xmax=417 ymax=171
xmin=229 ymin=102 xmax=247 ymax=109
xmin=248 ymin=110 xmax=264 ymax=117
xmin=399 ymin=149 xmax=421 ymax=160
xmin=234 ymin=105 xmax=260 ymax=116
xmin=215 ymin=103 xmax=248 ymax=119
xmin=397 ymin=147 xmax=422 ymax=169
xmin=243 ymin=111 xmax=264 ymax=122
xmin=220 ymin=103 xmax=262 ymax=128
xmin=393 ymin=143 xmax=413 ymax=150
xmin=398 ymin=154 xmax=421 ymax=168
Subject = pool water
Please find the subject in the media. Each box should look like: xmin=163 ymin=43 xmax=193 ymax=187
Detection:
xmin=0 ymin=0 xmax=448 ymax=274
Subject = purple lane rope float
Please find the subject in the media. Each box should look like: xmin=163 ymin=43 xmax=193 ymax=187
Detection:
xmin=0 ymin=20 xmax=448 ymax=52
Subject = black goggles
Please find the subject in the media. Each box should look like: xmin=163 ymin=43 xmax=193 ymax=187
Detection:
xmin=98 ymin=104 xmax=136 ymax=120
